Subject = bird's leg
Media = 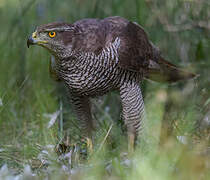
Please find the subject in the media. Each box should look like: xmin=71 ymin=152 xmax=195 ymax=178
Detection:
xmin=128 ymin=132 xmax=135 ymax=153
xmin=86 ymin=137 xmax=93 ymax=154
xmin=71 ymin=95 xmax=94 ymax=153
xmin=120 ymin=81 xmax=146 ymax=152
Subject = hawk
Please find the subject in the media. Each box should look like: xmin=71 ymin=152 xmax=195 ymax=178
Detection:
xmin=27 ymin=16 xmax=196 ymax=151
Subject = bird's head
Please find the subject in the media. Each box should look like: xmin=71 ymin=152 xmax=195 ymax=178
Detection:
xmin=27 ymin=22 xmax=76 ymax=58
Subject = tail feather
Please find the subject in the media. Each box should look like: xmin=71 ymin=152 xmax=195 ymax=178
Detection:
xmin=145 ymin=57 xmax=198 ymax=83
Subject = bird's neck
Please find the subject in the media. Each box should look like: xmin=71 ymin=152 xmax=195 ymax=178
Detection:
xmin=56 ymin=49 xmax=75 ymax=60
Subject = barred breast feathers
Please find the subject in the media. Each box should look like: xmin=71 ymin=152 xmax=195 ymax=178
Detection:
xmin=59 ymin=37 xmax=121 ymax=74
xmin=55 ymin=37 xmax=123 ymax=95
xmin=78 ymin=37 xmax=120 ymax=65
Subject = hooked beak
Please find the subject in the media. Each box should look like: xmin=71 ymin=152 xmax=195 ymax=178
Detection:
xmin=27 ymin=31 xmax=47 ymax=48
xmin=27 ymin=36 xmax=35 ymax=48
xmin=27 ymin=31 xmax=38 ymax=48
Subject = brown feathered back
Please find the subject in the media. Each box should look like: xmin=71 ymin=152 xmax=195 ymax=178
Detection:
xmin=69 ymin=16 xmax=196 ymax=82
xmin=70 ymin=16 xmax=155 ymax=70
xmin=118 ymin=21 xmax=155 ymax=71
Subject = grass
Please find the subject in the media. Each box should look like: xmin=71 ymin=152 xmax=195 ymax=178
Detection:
xmin=0 ymin=0 xmax=210 ymax=179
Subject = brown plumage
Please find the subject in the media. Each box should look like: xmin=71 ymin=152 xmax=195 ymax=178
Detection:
xmin=27 ymin=16 xmax=196 ymax=151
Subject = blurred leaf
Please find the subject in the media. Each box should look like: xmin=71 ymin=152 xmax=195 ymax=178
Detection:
xmin=196 ymin=40 xmax=205 ymax=61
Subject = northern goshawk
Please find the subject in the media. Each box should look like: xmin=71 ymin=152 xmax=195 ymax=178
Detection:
xmin=27 ymin=16 xmax=196 ymax=150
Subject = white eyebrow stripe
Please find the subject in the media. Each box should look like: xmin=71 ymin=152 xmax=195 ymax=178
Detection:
xmin=44 ymin=27 xmax=74 ymax=32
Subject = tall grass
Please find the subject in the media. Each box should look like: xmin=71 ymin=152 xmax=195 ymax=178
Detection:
xmin=0 ymin=0 xmax=209 ymax=179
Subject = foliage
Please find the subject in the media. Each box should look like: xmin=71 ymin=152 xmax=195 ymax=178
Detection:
xmin=0 ymin=0 xmax=209 ymax=179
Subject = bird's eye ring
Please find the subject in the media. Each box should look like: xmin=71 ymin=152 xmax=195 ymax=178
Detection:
xmin=48 ymin=31 xmax=56 ymax=38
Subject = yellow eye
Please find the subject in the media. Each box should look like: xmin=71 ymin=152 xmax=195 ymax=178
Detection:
xmin=48 ymin=31 xmax=56 ymax=38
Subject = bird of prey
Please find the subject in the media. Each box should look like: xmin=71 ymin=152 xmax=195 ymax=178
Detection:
xmin=27 ymin=16 xmax=196 ymax=151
